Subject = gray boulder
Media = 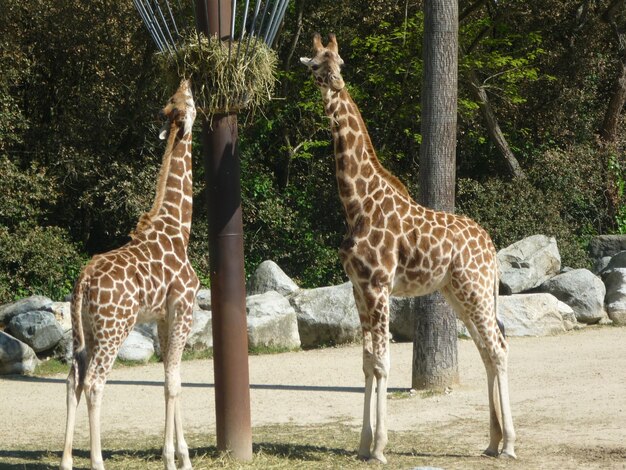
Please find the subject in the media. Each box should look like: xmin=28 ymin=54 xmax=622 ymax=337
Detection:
xmin=389 ymin=297 xmax=419 ymax=341
xmin=196 ymin=288 xmax=211 ymax=311
xmin=0 ymin=295 xmax=53 ymax=325
xmin=0 ymin=331 xmax=39 ymax=374
xmin=185 ymin=309 xmax=213 ymax=351
xmin=50 ymin=301 xmax=72 ymax=331
xmin=498 ymin=293 xmax=573 ymax=336
xmin=605 ymin=250 xmax=626 ymax=270
xmin=289 ymin=282 xmax=361 ymax=348
xmin=8 ymin=311 xmax=64 ymax=353
xmin=538 ymin=269 xmax=608 ymax=324
xmin=247 ymin=260 xmax=299 ymax=297
xmin=589 ymin=235 xmax=626 ymax=260
xmin=247 ymin=291 xmax=300 ymax=349
xmin=53 ymin=329 xmax=73 ymax=363
xmin=593 ymin=256 xmax=613 ymax=274
xmin=135 ymin=322 xmax=161 ymax=357
xmin=118 ymin=329 xmax=154 ymax=363
xmin=601 ymin=251 xmax=626 ymax=325
xmin=498 ymin=235 xmax=561 ymax=294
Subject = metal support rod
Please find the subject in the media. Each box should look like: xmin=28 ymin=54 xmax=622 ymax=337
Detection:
xmin=196 ymin=0 xmax=253 ymax=462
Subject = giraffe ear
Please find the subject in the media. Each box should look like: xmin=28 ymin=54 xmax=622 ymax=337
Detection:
xmin=300 ymin=56 xmax=312 ymax=67
xmin=159 ymin=121 xmax=169 ymax=140
xmin=327 ymin=33 xmax=338 ymax=53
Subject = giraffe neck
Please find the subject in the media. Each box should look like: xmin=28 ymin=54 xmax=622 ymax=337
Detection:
xmin=157 ymin=124 xmax=194 ymax=245
xmin=322 ymin=87 xmax=411 ymax=226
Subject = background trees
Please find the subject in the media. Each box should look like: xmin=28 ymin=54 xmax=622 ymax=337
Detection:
xmin=0 ymin=0 xmax=624 ymax=303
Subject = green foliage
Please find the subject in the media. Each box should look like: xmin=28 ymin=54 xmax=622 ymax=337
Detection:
xmin=0 ymin=156 xmax=84 ymax=302
xmin=456 ymin=178 xmax=587 ymax=267
xmin=0 ymin=0 xmax=624 ymax=301
xmin=0 ymin=224 xmax=84 ymax=302
xmin=240 ymin=146 xmax=345 ymax=287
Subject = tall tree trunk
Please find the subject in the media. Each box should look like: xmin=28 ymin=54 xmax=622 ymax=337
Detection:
xmin=412 ymin=0 xmax=459 ymax=390
xmin=600 ymin=60 xmax=626 ymax=142
xmin=600 ymin=0 xmax=626 ymax=143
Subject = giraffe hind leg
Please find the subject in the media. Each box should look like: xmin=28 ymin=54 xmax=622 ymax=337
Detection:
xmin=83 ymin=330 xmax=131 ymax=470
xmin=60 ymin=359 xmax=85 ymax=470
xmin=468 ymin=316 xmax=516 ymax=458
xmin=440 ymin=287 xmax=515 ymax=458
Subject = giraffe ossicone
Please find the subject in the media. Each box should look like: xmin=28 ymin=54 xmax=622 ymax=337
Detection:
xmin=61 ymin=79 xmax=199 ymax=470
xmin=302 ymin=33 xmax=516 ymax=463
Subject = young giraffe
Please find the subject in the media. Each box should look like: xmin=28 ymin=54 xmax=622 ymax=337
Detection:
xmin=301 ymin=34 xmax=516 ymax=463
xmin=60 ymin=79 xmax=199 ymax=470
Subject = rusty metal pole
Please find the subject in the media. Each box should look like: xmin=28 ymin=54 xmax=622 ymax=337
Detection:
xmin=195 ymin=0 xmax=253 ymax=461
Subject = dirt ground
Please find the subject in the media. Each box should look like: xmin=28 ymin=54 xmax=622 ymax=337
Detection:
xmin=1 ymin=326 xmax=625 ymax=468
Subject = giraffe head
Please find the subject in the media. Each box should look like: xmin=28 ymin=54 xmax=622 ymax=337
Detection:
xmin=300 ymin=33 xmax=345 ymax=92
xmin=158 ymin=79 xmax=197 ymax=140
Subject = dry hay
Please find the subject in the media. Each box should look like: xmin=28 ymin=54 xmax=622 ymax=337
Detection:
xmin=157 ymin=33 xmax=278 ymax=118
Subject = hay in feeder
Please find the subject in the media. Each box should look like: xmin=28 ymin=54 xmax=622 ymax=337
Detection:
xmin=157 ymin=33 xmax=278 ymax=117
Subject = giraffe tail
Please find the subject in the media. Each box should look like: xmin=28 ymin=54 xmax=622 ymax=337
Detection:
xmin=494 ymin=265 xmax=506 ymax=342
xmin=70 ymin=274 xmax=90 ymax=386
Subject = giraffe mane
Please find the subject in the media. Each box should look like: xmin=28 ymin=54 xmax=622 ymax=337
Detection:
xmin=130 ymin=122 xmax=180 ymax=238
xmin=344 ymin=91 xmax=411 ymax=199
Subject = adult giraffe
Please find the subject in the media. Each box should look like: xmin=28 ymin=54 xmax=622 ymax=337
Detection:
xmin=61 ymin=79 xmax=199 ymax=470
xmin=301 ymin=34 xmax=516 ymax=463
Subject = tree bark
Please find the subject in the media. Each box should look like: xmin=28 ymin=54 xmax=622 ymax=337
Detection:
xmin=466 ymin=68 xmax=526 ymax=179
xmin=412 ymin=0 xmax=459 ymax=390
xmin=600 ymin=60 xmax=626 ymax=143
xmin=599 ymin=0 xmax=626 ymax=143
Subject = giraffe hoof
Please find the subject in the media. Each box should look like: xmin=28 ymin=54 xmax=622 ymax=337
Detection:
xmin=367 ymin=455 xmax=387 ymax=465
xmin=482 ymin=448 xmax=499 ymax=458
xmin=499 ymin=450 xmax=517 ymax=459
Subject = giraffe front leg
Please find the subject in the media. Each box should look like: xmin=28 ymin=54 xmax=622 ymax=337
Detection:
xmin=369 ymin=330 xmax=390 ymax=464
xmin=353 ymin=285 xmax=391 ymax=464
xmin=358 ymin=332 xmax=374 ymax=460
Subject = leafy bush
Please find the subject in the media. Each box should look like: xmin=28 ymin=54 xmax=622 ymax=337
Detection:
xmin=0 ymin=150 xmax=83 ymax=303
xmin=0 ymin=224 xmax=84 ymax=302
xmin=457 ymin=177 xmax=589 ymax=269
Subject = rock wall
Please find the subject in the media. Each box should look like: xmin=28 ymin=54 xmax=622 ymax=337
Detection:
xmin=1 ymin=234 xmax=625 ymax=374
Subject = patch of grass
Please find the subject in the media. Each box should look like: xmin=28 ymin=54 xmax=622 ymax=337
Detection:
xmin=387 ymin=389 xmax=416 ymax=400
xmin=33 ymin=357 xmax=69 ymax=376
xmin=248 ymin=345 xmax=298 ymax=356
xmin=30 ymin=344 xmax=300 ymax=378
xmin=115 ymin=355 xmax=161 ymax=368
xmin=0 ymin=423 xmax=445 ymax=469
xmin=182 ymin=348 xmax=214 ymax=361
xmin=419 ymin=388 xmax=452 ymax=399
xmin=2 ymin=422 xmax=622 ymax=469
